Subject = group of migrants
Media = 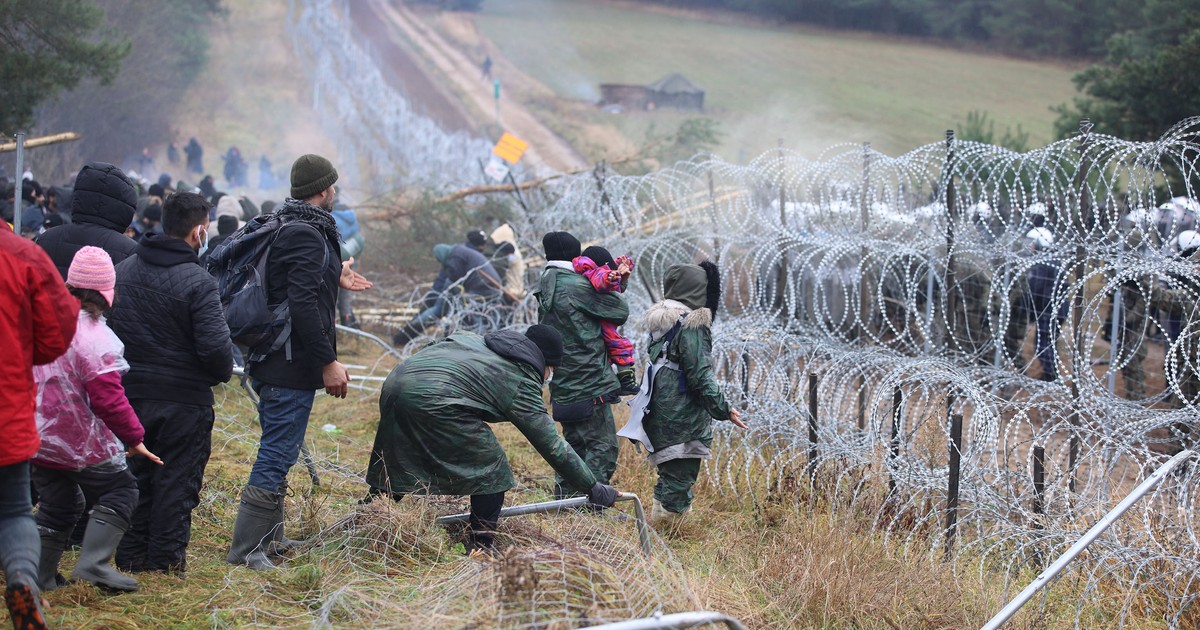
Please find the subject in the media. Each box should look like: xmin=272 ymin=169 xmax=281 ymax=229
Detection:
xmin=132 ymin=138 xmax=277 ymax=193
xmin=368 ymin=229 xmax=746 ymax=553
xmin=1 ymin=154 xmax=371 ymax=627
xmin=0 ymin=149 xmax=754 ymax=627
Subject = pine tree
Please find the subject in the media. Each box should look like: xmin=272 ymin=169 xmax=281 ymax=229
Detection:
xmin=0 ymin=0 xmax=130 ymax=134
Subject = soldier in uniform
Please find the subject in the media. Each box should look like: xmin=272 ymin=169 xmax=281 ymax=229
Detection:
xmin=1152 ymin=231 xmax=1200 ymax=435
xmin=1109 ymin=208 xmax=1157 ymax=400
xmin=948 ymin=202 xmax=996 ymax=364
xmin=364 ymin=325 xmax=619 ymax=552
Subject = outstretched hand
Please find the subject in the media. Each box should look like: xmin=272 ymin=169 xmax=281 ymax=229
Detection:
xmin=340 ymin=258 xmax=373 ymax=291
xmin=728 ymin=407 xmax=748 ymax=429
xmin=128 ymin=442 xmax=163 ymax=465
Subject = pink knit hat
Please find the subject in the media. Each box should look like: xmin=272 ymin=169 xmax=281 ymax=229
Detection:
xmin=67 ymin=246 xmax=116 ymax=306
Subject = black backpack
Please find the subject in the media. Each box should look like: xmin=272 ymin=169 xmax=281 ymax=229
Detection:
xmin=206 ymin=214 xmax=328 ymax=362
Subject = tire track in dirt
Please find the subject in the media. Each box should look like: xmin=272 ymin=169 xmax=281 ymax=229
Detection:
xmin=349 ymin=0 xmax=475 ymax=133
xmin=364 ymin=0 xmax=589 ymax=173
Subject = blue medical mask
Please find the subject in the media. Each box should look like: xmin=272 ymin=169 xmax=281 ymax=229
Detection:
xmin=196 ymin=227 xmax=209 ymax=258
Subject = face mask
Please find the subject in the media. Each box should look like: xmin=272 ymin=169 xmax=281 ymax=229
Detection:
xmin=196 ymin=227 xmax=209 ymax=257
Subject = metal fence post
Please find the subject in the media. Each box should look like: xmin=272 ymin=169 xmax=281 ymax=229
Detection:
xmin=889 ymin=386 xmax=902 ymax=494
xmin=944 ymin=412 xmax=963 ymax=560
xmin=943 ymin=130 xmax=960 ymax=351
xmin=13 ymin=132 xmax=25 ymax=233
xmin=1067 ymin=118 xmax=1094 ymax=496
xmin=807 ymin=373 xmax=818 ymax=484
xmin=1032 ymin=445 xmax=1045 ymax=521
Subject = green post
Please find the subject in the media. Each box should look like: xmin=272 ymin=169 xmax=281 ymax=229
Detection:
xmin=493 ymin=79 xmax=501 ymax=139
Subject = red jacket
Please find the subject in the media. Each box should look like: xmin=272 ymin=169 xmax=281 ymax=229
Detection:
xmin=0 ymin=229 xmax=78 ymax=466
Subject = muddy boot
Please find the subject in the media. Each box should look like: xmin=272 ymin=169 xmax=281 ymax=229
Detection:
xmin=36 ymin=527 xmax=69 ymax=592
xmin=71 ymin=506 xmax=138 ymax=592
xmin=4 ymin=577 xmax=48 ymax=630
xmin=226 ymin=485 xmax=279 ymax=571
xmin=268 ymin=482 xmax=306 ymax=557
xmin=649 ymin=499 xmax=686 ymax=529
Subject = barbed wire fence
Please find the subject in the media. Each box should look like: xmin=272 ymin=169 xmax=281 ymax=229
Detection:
xmin=487 ymin=119 xmax=1200 ymax=627
xmin=255 ymin=3 xmax=1199 ymax=624
xmin=286 ymin=0 xmax=495 ymax=195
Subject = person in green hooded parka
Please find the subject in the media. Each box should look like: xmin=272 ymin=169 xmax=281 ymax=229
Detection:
xmin=640 ymin=262 xmax=746 ymax=525
xmin=536 ymin=232 xmax=630 ymax=497
xmin=364 ymin=324 xmax=619 ymax=551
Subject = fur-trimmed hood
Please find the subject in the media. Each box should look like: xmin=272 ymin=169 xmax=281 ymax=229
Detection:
xmin=644 ymin=299 xmax=712 ymax=340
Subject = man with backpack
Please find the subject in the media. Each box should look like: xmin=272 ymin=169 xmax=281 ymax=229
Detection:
xmin=219 ymin=154 xmax=370 ymax=570
xmin=107 ymin=192 xmax=234 ymax=575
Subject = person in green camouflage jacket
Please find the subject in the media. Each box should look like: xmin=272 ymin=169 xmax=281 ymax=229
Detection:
xmin=1151 ymin=232 xmax=1200 ymax=449
xmin=641 ymin=262 xmax=746 ymax=525
xmin=364 ymin=325 xmax=619 ymax=551
xmin=536 ymin=232 xmax=630 ymax=497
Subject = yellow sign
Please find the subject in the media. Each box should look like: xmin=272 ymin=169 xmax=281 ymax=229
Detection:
xmin=492 ymin=132 xmax=529 ymax=164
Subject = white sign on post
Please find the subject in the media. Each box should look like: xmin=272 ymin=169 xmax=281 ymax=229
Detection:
xmin=484 ymin=155 xmax=510 ymax=182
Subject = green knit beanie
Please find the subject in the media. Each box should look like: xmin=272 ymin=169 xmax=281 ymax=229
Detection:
xmin=290 ymin=154 xmax=339 ymax=199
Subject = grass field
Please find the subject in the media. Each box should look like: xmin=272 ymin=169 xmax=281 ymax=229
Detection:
xmin=472 ymin=0 xmax=1083 ymax=160
xmin=10 ymin=332 xmax=1145 ymax=629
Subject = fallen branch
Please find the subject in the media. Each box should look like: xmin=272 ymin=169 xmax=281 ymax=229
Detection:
xmin=0 ymin=132 xmax=81 ymax=153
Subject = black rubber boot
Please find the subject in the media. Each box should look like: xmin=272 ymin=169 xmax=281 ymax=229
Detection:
xmin=269 ymin=482 xmax=306 ymax=557
xmin=36 ymin=527 xmax=69 ymax=592
xmin=391 ymin=323 xmax=426 ymax=347
xmin=71 ymin=506 xmax=138 ymax=592
xmin=226 ymin=485 xmax=279 ymax=571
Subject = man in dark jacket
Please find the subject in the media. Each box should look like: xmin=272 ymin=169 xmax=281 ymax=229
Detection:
xmin=392 ymin=231 xmax=503 ymax=345
xmin=37 ymin=163 xmax=138 ymax=279
xmin=107 ymin=192 xmax=235 ymax=574
xmin=536 ymin=231 xmax=629 ymax=497
xmin=365 ymin=325 xmax=619 ymax=552
xmin=226 ymin=154 xmax=370 ymax=570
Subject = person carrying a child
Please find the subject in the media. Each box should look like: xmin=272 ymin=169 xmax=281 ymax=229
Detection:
xmin=31 ymin=246 xmax=162 ymax=594
xmin=572 ymin=246 xmax=639 ymax=395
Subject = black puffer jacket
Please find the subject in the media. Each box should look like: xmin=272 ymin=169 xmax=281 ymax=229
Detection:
xmin=246 ymin=202 xmax=341 ymax=390
xmin=109 ymin=233 xmax=235 ymax=406
xmin=37 ymin=163 xmax=137 ymax=279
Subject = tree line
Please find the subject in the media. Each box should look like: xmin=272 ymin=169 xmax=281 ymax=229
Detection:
xmin=1 ymin=0 xmax=223 ymax=181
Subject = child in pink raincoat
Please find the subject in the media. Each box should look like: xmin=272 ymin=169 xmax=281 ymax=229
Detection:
xmin=572 ymin=245 xmax=639 ymax=395
xmin=31 ymin=246 xmax=161 ymax=594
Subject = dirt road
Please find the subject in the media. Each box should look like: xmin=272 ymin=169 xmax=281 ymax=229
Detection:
xmin=360 ymin=0 xmax=589 ymax=173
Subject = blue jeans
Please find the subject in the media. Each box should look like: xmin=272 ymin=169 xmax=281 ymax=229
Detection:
xmin=247 ymin=380 xmax=315 ymax=492
xmin=0 ymin=461 xmax=40 ymax=587
xmin=408 ymin=294 xmax=449 ymax=331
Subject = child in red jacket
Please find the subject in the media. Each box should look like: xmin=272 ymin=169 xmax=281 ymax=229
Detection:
xmin=573 ymin=245 xmax=639 ymax=395
xmin=31 ymin=247 xmax=161 ymax=594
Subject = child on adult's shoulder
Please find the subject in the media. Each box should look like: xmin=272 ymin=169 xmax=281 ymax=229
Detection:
xmin=572 ymin=245 xmax=639 ymax=395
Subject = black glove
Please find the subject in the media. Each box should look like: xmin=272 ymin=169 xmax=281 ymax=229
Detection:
xmin=587 ymin=482 xmax=619 ymax=508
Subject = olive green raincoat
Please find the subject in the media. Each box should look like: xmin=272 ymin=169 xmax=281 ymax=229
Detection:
xmin=642 ymin=300 xmax=732 ymax=461
xmin=535 ymin=265 xmax=629 ymax=404
xmin=365 ymin=330 xmax=597 ymax=496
